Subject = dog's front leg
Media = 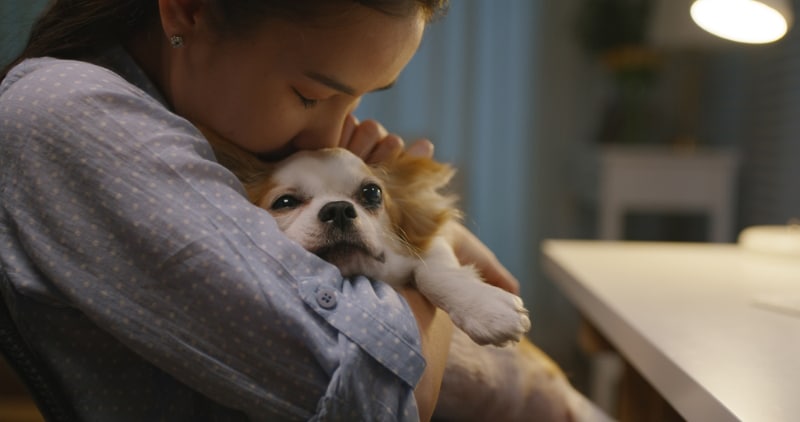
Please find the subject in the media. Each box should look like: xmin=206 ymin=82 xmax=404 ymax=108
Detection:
xmin=413 ymin=237 xmax=530 ymax=346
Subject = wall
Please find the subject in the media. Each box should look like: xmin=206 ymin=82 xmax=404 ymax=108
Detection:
xmin=0 ymin=0 xmax=49 ymax=67
xmin=737 ymin=10 xmax=800 ymax=227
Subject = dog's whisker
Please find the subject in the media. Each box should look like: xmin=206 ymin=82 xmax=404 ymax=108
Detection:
xmin=389 ymin=225 xmax=420 ymax=256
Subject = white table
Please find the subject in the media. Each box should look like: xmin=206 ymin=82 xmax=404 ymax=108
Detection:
xmin=541 ymin=240 xmax=800 ymax=422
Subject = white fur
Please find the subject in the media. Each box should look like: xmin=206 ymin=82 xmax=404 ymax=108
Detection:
xmin=413 ymin=236 xmax=529 ymax=346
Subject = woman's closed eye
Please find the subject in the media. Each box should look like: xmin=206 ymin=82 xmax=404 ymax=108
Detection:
xmin=292 ymin=87 xmax=319 ymax=109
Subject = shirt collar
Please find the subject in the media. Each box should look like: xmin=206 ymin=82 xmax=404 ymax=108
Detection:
xmin=93 ymin=45 xmax=169 ymax=107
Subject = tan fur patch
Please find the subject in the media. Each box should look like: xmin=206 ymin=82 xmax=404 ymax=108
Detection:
xmin=373 ymin=155 xmax=460 ymax=253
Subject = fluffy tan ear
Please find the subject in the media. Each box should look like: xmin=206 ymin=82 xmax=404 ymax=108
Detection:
xmin=375 ymin=154 xmax=461 ymax=253
xmin=196 ymin=125 xmax=275 ymax=204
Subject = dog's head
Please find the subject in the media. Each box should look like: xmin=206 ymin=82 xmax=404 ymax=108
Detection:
xmin=256 ymin=148 xmax=459 ymax=278
xmin=258 ymin=148 xmax=394 ymax=277
xmin=202 ymin=128 xmax=459 ymax=278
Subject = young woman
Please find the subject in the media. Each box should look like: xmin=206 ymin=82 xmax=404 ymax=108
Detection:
xmin=0 ymin=1 xmax=519 ymax=420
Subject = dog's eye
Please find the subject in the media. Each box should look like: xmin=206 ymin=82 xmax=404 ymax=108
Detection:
xmin=360 ymin=183 xmax=382 ymax=208
xmin=271 ymin=194 xmax=301 ymax=210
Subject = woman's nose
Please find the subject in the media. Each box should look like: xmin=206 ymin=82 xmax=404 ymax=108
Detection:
xmin=311 ymin=117 xmax=345 ymax=149
xmin=296 ymin=103 xmax=360 ymax=150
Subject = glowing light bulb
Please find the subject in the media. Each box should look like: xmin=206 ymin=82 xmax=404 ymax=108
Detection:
xmin=690 ymin=0 xmax=790 ymax=44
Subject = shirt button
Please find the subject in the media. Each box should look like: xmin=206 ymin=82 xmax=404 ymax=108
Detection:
xmin=316 ymin=287 xmax=338 ymax=309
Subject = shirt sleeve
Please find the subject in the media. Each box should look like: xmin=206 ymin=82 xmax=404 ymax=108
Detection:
xmin=0 ymin=58 xmax=425 ymax=421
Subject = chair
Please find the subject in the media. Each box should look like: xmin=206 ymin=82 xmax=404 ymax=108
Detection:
xmin=0 ymin=281 xmax=77 ymax=422
xmin=598 ymin=145 xmax=738 ymax=242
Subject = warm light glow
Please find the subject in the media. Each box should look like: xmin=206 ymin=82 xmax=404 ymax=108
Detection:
xmin=691 ymin=0 xmax=790 ymax=44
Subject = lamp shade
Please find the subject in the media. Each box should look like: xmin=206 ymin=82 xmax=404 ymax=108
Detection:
xmin=690 ymin=0 xmax=794 ymax=44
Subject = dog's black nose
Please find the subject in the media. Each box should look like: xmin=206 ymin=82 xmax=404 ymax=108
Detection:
xmin=318 ymin=201 xmax=357 ymax=229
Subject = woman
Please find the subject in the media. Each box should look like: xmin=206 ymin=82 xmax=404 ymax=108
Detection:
xmin=0 ymin=1 xmax=519 ymax=420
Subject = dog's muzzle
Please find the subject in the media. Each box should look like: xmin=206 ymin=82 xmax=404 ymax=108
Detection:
xmin=318 ymin=201 xmax=357 ymax=230
xmin=313 ymin=200 xmax=386 ymax=267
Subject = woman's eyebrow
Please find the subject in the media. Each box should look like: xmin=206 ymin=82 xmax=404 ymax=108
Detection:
xmin=305 ymin=71 xmax=396 ymax=95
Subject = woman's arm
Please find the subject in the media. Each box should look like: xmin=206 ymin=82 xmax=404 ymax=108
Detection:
xmin=400 ymin=287 xmax=454 ymax=422
xmin=0 ymin=59 xmax=427 ymax=420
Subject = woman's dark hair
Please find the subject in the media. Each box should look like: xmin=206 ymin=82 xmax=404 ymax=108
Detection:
xmin=2 ymin=0 xmax=449 ymax=77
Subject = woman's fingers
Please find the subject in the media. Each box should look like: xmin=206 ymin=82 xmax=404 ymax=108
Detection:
xmin=344 ymin=119 xmax=388 ymax=159
xmin=405 ymin=138 xmax=434 ymax=159
xmin=338 ymin=114 xmax=359 ymax=150
xmin=340 ymin=116 xmax=437 ymax=164
xmin=364 ymin=134 xmax=404 ymax=164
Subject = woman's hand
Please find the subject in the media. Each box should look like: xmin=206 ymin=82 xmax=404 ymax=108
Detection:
xmin=339 ymin=114 xmax=433 ymax=163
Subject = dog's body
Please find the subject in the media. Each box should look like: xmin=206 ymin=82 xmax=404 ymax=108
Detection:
xmin=204 ymin=131 xmax=611 ymax=421
xmin=212 ymin=139 xmax=529 ymax=346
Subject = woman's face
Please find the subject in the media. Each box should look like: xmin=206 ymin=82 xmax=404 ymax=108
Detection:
xmin=167 ymin=6 xmax=425 ymax=159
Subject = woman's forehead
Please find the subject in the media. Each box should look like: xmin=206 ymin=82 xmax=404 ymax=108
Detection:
xmin=256 ymin=7 xmax=425 ymax=94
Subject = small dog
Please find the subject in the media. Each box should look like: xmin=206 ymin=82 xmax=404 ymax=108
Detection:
xmin=206 ymin=132 xmax=529 ymax=346
xmin=202 ymin=129 xmax=612 ymax=421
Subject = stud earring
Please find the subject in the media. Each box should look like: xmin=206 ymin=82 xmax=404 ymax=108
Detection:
xmin=169 ymin=35 xmax=184 ymax=48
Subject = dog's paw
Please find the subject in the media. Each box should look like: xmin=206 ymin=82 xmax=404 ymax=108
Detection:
xmin=449 ymin=285 xmax=531 ymax=346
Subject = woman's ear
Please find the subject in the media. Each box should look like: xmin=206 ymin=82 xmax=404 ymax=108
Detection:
xmin=157 ymin=0 xmax=205 ymax=40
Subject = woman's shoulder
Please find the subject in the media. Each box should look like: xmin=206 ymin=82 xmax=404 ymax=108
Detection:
xmin=1 ymin=56 xmax=164 ymax=116
xmin=3 ymin=56 xmax=128 ymax=93
xmin=0 ymin=55 xmax=205 ymax=162
xmin=0 ymin=55 xmax=191 ymax=143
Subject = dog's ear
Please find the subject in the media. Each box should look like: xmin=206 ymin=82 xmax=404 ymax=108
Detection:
xmin=375 ymin=154 xmax=461 ymax=252
xmin=196 ymin=125 xmax=276 ymax=204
